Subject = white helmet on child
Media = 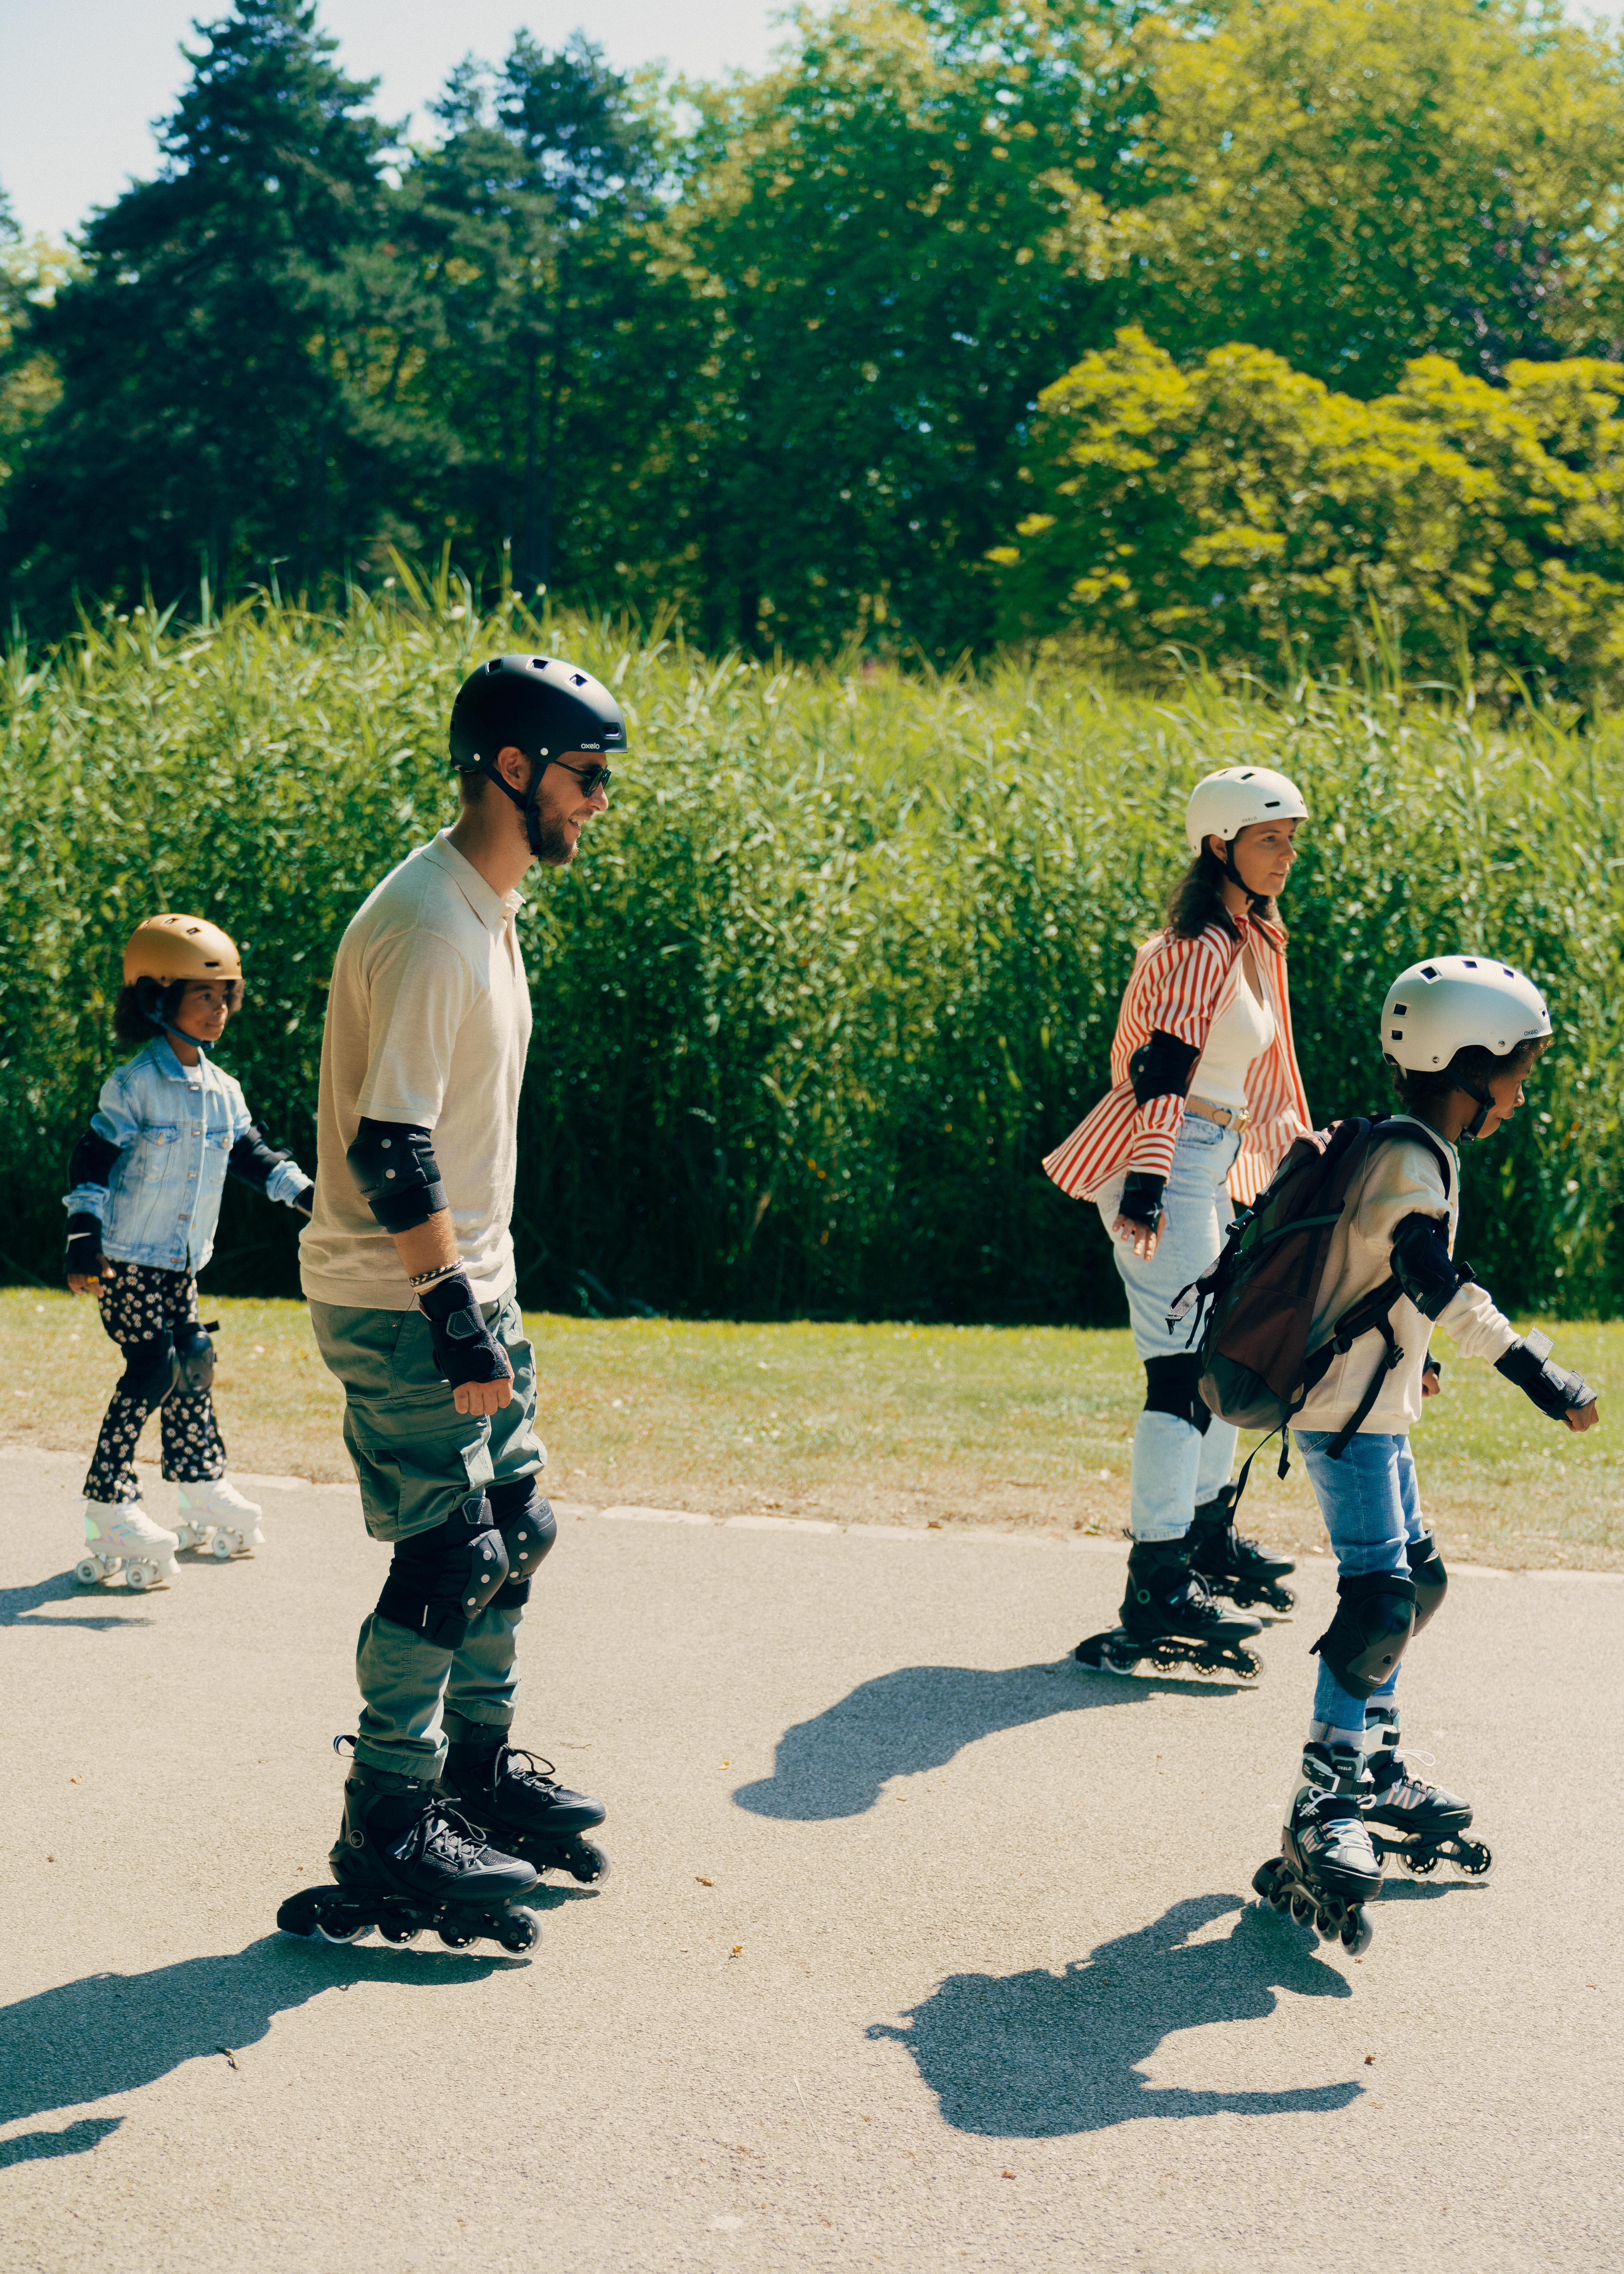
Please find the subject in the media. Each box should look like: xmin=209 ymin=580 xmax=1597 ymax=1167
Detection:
xmin=1184 ymin=766 xmax=1308 ymax=854
xmin=1381 ymin=955 xmax=1551 ymax=1071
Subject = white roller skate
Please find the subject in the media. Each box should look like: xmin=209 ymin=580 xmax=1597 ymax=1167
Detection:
xmin=75 ymin=1500 xmax=181 ymax=1592
xmin=175 ymin=1477 xmax=265 ymax=1559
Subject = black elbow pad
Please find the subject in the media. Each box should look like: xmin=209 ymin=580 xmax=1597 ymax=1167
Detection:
xmin=346 ymin=1118 xmax=448 ymax=1232
xmin=1128 ymin=1031 xmax=1201 ymax=1108
xmin=1390 ymin=1213 xmax=1469 ymax=1322
xmin=69 ymin=1127 xmax=122 ymax=1188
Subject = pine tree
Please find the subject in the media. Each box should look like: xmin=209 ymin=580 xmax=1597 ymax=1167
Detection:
xmin=2 ymin=0 xmax=430 ymax=617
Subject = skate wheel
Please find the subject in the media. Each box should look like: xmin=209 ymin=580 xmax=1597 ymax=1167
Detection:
xmin=73 ymin=1556 xmax=106 ymax=1587
xmin=1289 ymin=1892 xmax=1316 ymax=1927
xmin=1252 ymin=1858 xmax=1284 ymax=1901
xmin=377 ymin=1918 xmax=421 ymax=1945
xmin=494 ymin=1907 xmax=541 ymax=1954
xmin=125 ymin=1560 xmax=161 ymax=1592
xmin=1269 ymin=1587 xmax=1297 ymax=1615
xmin=563 ymin=1838 xmax=609 ymax=1885
xmin=1402 ymin=1849 xmax=1438 ymax=1876
xmin=315 ymin=1918 xmax=368 ymax=1945
xmin=437 ymin=1923 xmax=476 ymax=1949
xmin=276 ymin=1889 xmax=325 ymax=1937
xmin=1234 ymin=1650 xmax=1264 ymax=1682
xmin=1341 ymin=1909 xmax=1374 ymax=1956
xmin=210 ymin=1530 xmax=238 ymax=1560
xmin=1453 ymin=1841 xmax=1492 ymax=1879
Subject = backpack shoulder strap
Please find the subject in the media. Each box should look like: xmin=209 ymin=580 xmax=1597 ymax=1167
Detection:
xmin=1359 ymin=1113 xmax=1453 ymax=1202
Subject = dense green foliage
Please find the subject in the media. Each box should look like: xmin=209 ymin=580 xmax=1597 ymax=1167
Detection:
xmin=993 ymin=331 xmax=1624 ymax=694
xmin=2 ymin=595 xmax=1618 ymax=1319
xmin=7 ymin=1 xmax=1624 ymax=666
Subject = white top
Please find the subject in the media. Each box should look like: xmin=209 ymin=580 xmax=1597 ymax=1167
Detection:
xmin=1190 ymin=960 xmax=1275 ymax=1110
xmin=1297 ymin=1119 xmax=1520 ymax=1433
xmin=299 ymin=831 xmax=532 ymax=1310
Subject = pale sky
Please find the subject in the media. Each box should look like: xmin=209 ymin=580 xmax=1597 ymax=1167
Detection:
xmin=0 ymin=0 xmax=792 ymax=241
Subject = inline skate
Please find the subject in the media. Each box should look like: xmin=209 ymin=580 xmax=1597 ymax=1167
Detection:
xmin=1075 ymin=1538 xmax=1265 ymax=1681
xmin=1186 ymin=1485 xmax=1297 ymax=1615
xmin=1254 ymin=1740 xmax=1379 ymax=1953
xmin=1363 ymin=1705 xmax=1491 ymax=1879
xmin=438 ymin=1717 xmax=609 ymax=1885
xmin=74 ymin=1499 xmax=180 ymax=1591
xmin=277 ymin=1743 xmax=544 ymax=1953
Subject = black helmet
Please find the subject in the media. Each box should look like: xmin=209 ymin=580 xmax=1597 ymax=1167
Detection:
xmin=449 ymin=653 xmax=627 ymax=856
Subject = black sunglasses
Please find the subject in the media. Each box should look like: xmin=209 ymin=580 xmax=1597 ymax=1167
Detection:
xmin=546 ymin=756 xmax=614 ymax=797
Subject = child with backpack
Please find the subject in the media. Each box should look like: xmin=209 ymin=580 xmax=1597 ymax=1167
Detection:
xmin=1044 ymin=766 xmax=1314 ymax=1678
xmin=1200 ymin=954 xmax=1599 ymax=1952
xmin=63 ymin=915 xmax=313 ymax=1589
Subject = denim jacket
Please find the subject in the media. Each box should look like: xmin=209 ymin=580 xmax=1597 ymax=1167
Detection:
xmin=63 ymin=1039 xmax=309 ymax=1274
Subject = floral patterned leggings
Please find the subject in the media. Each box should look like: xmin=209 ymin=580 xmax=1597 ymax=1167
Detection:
xmin=83 ymin=1260 xmax=227 ymax=1504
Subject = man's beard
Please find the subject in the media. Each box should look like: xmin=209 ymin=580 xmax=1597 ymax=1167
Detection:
xmin=531 ymin=813 xmax=577 ymax=867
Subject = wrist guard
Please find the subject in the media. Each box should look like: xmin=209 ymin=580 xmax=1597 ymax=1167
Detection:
xmin=65 ymin=1213 xmax=103 ymax=1278
xmin=1495 ymin=1330 xmax=1595 ymax=1420
xmin=418 ymin=1271 xmax=513 ymax=1389
xmin=1118 ymin=1172 xmax=1166 ymax=1228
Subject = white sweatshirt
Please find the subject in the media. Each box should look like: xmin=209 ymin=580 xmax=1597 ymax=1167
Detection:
xmin=1295 ymin=1118 xmax=1521 ymax=1436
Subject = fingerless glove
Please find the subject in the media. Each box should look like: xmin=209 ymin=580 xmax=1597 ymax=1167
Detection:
xmin=1118 ymin=1172 xmax=1166 ymax=1229
xmin=419 ymin=1272 xmax=514 ymax=1390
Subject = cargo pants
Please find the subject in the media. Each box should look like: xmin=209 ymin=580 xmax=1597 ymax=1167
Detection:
xmin=308 ymin=1286 xmax=544 ymax=1780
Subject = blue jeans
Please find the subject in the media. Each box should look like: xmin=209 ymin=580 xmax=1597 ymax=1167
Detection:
xmin=1108 ymin=1116 xmax=1241 ymax=1543
xmin=1295 ymin=1430 xmax=1424 ymax=1735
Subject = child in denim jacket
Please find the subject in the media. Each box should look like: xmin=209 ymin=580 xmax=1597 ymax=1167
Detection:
xmin=64 ymin=915 xmax=312 ymax=1588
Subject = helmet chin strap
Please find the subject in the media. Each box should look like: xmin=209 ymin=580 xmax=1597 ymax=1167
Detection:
xmin=477 ymin=755 xmax=547 ymax=857
xmin=1456 ymin=1080 xmax=1493 ymax=1142
xmin=149 ymin=1011 xmax=215 ymax=1056
xmin=1217 ymin=842 xmax=1271 ymax=917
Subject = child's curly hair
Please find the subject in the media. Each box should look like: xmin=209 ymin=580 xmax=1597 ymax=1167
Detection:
xmin=113 ymin=976 xmax=243 ymax=1048
xmin=1389 ymin=1034 xmax=1547 ymax=1116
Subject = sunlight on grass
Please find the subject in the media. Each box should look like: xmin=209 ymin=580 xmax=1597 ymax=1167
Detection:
xmin=7 ymin=1288 xmax=1619 ymax=1568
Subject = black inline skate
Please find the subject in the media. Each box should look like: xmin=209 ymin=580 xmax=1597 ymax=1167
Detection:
xmin=1363 ymin=1706 xmax=1491 ymax=1880
xmin=438 ymin=1715 xmax=609 ymax=1886
xmin=277 ymin=1742 xmax=545 ymax=1953
xmin=1187 ymin=1486 xmax=1297 ymax=1615
xmin=1074 ymin=1538 xmax=1265 ymax=1681
xmin=1254 ymin=1740 xmax=1380 ymax=1954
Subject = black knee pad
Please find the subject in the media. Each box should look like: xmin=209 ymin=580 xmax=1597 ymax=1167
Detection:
xmin=1311 ymin=1571 xmax=1418 ymax=1701
xmin=116 ymin=1334 xmax=178 ymax=1409
xmin=486 ymin=1478 xmax=556 ymax=1607
xmin=376 ymin=1494 xmax=510 ymax=1649
xmin=1142 ymin=1354 xmax=1211 ymax=1435
xmin=1406 ymin=1530 xmax=1447 ymax=1634
xmin=173 ymin=1320 xmax=216 ymax=1396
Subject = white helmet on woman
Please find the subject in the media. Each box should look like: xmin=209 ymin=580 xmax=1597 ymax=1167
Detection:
xmin=1381 ymin=955 xmax=1551 ymax=1071
xmin=1184 ymin=766 xmax=1309 ymax=855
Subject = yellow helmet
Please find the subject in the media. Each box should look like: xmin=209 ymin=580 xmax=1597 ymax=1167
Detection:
xmin=123 ymin=914 xmax=243 ymax=987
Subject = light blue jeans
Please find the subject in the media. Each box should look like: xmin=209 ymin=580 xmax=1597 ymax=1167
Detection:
xmin=1294 ymin=1430 xmax=1424 ymax=1738
xmin=1109 ymin=1116 xmax=1241 ymax=1542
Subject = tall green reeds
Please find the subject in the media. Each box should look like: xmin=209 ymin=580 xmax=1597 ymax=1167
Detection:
xmin=2 ymin=586 xmax=1619 ymax=1318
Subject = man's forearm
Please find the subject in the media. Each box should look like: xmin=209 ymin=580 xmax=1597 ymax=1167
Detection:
xmin=389 ymin=1210 xmax=459 ymax=1283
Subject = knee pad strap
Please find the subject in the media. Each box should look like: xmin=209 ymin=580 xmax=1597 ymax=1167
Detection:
xmin=376 ymin=1494 xmax=510 ymax=1650
xmin=115 ymin=1334 xmax=178 ymax=1410
xmin=1311 ymin=1570 xmax=1418 ymax=1702
xmin=1142 ymin=1354 xmax=1211 ymax=1435
xmin=1406 ymin=1529 xmax=1447 ymax=1634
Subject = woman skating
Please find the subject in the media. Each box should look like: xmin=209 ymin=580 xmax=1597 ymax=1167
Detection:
xmin=1044 ymin=766 xmax=1313 ymax=1673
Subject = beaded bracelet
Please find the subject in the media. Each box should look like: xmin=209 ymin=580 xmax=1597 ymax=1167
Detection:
xmin=408 ymin=1262 xmax=463 ymax=1290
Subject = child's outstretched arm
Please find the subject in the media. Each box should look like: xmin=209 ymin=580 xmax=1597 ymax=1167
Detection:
xmin=227 ymin=1123 xmax=314 ymax=1218
xmin=1392 ymin=1212 xmax=1599 ymax=1433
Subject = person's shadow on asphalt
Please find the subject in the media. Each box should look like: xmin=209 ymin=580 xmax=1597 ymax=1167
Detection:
xmin=733 ymin=1659 xmax=1237 ymax=1820
xmin=868 ymin=1892 xmax=1365 ymax=2134
xmin=0 ymin=1936 xmax=511 ymax=2168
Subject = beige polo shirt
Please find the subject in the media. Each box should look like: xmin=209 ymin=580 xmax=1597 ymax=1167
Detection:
xmin=299 ymin=831 xmax=532 ymax=1311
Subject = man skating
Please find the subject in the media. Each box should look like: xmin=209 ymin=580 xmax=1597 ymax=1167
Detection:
xmin=288 ymin=655 xmax=625 ymax=1946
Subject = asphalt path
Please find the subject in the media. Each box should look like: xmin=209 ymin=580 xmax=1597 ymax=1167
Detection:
xmin=2 ymin=1444 xmax=1621 ymax=2274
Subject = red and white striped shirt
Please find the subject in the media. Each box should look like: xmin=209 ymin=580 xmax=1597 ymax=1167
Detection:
xmin=1042 ymin=914 xmax=1310 ymax=1208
